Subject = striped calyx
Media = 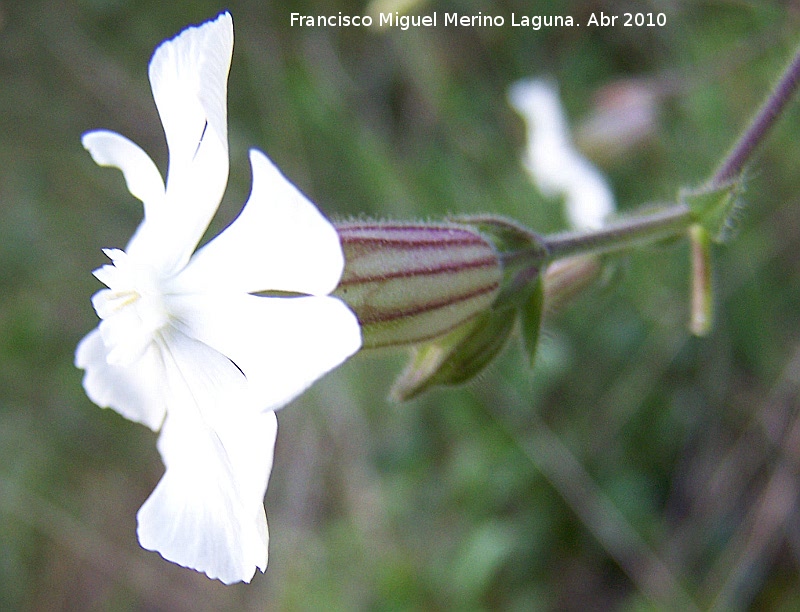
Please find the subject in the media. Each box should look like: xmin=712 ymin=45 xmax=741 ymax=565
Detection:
xmin=333 ymin=222 xmax=502 ymax=349
xmin=332 ymin=218 xmax=550 ymax=400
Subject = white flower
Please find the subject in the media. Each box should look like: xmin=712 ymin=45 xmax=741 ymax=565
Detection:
xmin=75 ymin=12 xmax=361 ymax=584
xmin=508 ymin=79 xmax=615 ymax=230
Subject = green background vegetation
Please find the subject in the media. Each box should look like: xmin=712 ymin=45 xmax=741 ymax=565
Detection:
xmin=2 ymin=0 xmax=800 ymax=609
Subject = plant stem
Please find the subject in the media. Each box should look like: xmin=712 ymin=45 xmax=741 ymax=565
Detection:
xmin=712 ymin=43 xmax=800 ymax=186
xmin=543 ymin=204 xmax=692 ymax=262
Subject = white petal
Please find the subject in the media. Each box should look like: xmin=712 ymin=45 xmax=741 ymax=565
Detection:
xmin=140 ymin=12 xmax=233 ymax=271
xmin=137 ymin=416 xmax=276 ymax=585
xmin=169 ymin=292 xmax=362 ymax=410
xmin=178 ymin=149 xmax=345 ymax=296
xmin=135 ymin=331 xmax=276 ymax=584
xmin=75 ymin=329 xmax=166 ymax=431
xmin=81 ymin=130 xmax=166 ymax=225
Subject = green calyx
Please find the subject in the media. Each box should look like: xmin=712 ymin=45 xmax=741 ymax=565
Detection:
xmin=388 ymin=216 xmax=549 ymax=400
xmin=390 ymin=305 xmax=518 ymax=401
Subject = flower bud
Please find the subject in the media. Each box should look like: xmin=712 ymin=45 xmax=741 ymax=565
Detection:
xmin=542 ymin=255 xmax=602 ymax=313
xmin=333 ymin=222 xmax=503 ymax=349
xmin=689 ymin=224 xmax=713 ymax=337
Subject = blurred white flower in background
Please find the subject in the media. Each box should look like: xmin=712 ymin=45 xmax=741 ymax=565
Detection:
xmin=75 ymin=12 xmax=361 ymax=584
xmin=508 ymin=79 xmax=615 ymax=230
xmin=576 ymin=78 xmax=659 ymax=163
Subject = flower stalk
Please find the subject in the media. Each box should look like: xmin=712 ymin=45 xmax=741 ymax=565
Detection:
xmin=711 ymin=41 xmax=800 ymax=187
xmin=541 ymin=204 xmax=692 ymax=262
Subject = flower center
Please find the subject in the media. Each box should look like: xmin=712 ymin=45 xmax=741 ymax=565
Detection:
xmin=91 ymin=249 xmax=171 ymax=366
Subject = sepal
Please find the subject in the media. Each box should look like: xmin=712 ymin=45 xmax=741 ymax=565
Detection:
xmin=519 ymin=276 xmax=545 ymax=368
xmin=455 ymin=215 xmax=543 ymax=254
xmin=390 ymin=306 xmax=516 ymax=401
xmin=456 ymin=215 xmax=548 ymax=304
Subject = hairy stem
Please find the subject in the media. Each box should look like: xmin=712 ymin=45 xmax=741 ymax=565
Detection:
xmin=712 ymin=43 xmax=800 ymax=186
xmin=542 ymin=205 xmax=692 ymax=262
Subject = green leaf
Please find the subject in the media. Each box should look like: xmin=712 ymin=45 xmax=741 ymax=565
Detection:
xmin=390 ymin=307 xmax=516 ymax=401
xmin=519 ymin=276 xmax=545 ymax=368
